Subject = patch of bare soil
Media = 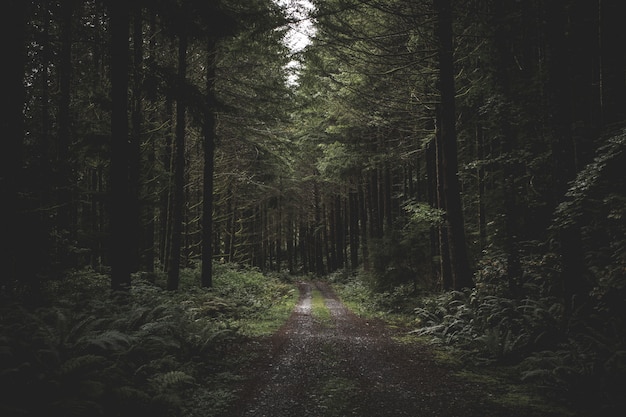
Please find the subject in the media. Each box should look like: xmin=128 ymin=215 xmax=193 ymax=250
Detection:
xmin=225 ymin=282 xmax=559 ymax=417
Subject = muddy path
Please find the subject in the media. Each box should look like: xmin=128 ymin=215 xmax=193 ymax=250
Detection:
xmin=228 ymin=282 xmax=543 ymax=417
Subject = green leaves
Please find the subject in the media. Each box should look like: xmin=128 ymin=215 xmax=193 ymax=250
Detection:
xmin=316 ymin=141 xmax=363 ymax=181
xmin=553 ymin=129 xmax=626 ymax=230
xmin=402 ymin=200 xmax=444 ymax=227
xmin=0 ymin=266 xmax=297 ymax=417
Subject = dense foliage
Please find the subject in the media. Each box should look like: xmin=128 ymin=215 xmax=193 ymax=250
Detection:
xmin=0 ymin=265 xmax=295 ymax=417
xmin=2 ymin=0 xmax=625 ymax=415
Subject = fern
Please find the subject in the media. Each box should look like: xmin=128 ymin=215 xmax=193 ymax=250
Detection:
xmin=150 ymin=370 xmax=195 ymax=391
xmin=79 ymin=329 xmax=135 ymax=353
xmin=64 ymin=315 xmax=104 ymax=346
xmin=49 ymin=398 xmax=102 ymax=417
xmin=59 ymin=354 xmax=106 ymax=377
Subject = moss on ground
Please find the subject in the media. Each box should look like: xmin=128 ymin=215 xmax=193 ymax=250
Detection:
xmin=311 ymin=288 xmax=332 ymax=326
xmin=315 ymin=376 xmax=360 ymax=416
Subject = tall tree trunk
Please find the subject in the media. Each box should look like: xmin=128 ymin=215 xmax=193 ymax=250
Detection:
xmin=491 ymin=0 xmax=522 ymax=295
xmin=426 ymin=140 xmax=441 ymax=286
xmin=299 ymin=218 xmax=308 ymax=272
xmin=328 ymin=201 xmax=337 ymax=272
xmin=434 ymin=0 xmax=472 ymax=290
xmin=368 ymin=170 xmax=379 ymax=238
xmin=476 ymin=124 xmax=487 ymax=251
xmin=58 ymin=0 xmax=74 ymax=243
xmin=38 ymin=0 xmax=54 ymax=276
xmin=335 ymin=193 xmax=345 ymax=269
xmin=544 ymin=0 xmax=583 ymax=310
xmin=142 ymin=9 xmax=157 ymax=273
xmin=167 ymin=27 xmax=188 ymax=291
xmin=159 ymin=97 xmax=174 ymax=271
xmin=374 ymin=167 xmax=386 ymax=234
xmin=40 ymin=0 xmax=51 ymax=200
xmin=599 ymin=0 xmax=626 ymax=126
xmin=130 ymin=4 xmax=143 ymax=273
xmin=1 ymin=0 xmax=28 ymax=295
xmin=201 ymin=40 xmax=218 ymax=287
xmin=434 ymin=130 xmax=452 ymax=290
xmin=349 ymin=189 xmax=359 ymax=269
xmin=276 ymin=190 xmax=283 ymax=272
xmin=358 ymin=180 xmax=369 ymax=271
xmin=110 ymin=1 xmax=132 ymax=291
xmin=251 ymin=207 xmax=262 ymax=268
xmin=314 ymin=180 xmax=324 ymax=275
xmin=225 ymin=187 xmax=234 ymax=262
xmin=384 ymin=163 xmax=393 ymax=230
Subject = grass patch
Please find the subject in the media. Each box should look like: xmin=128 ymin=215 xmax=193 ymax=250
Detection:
xmin=236 ymin=287 xmax=298 ymax=337
xmin=316 ymin=376 xmax=359 ymax=416
xmin=454 ymin=368 xmax=578 ymax=416
xmin=311 ymin=288 xmax=332 ymax=325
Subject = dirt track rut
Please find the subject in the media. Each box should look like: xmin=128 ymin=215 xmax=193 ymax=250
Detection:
xmin=233 ymin=281 xmax=515 ymax=417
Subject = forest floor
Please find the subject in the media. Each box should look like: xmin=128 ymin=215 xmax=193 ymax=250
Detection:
xmin=224 ymin=281 xmax=574 ymax=417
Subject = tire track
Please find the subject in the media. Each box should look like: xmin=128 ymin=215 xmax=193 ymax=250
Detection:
xmin=234 ymin=281 xmax=515 ymax=417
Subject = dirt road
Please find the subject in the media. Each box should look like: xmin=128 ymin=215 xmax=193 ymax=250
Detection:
xmin=230 ymin=282 xmax=538 ymax=417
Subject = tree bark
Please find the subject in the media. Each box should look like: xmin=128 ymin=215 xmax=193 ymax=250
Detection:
xmin=335 ymin=193 xmax=345 ymax=269
xmin=349 ymin=189 xmax=359 ymax=269
xmin=287 ymin=209 xmax=295 ymax=273
xmin=434 ymin=0 xmax=472 ymax=290
xmin=314 ymin=180 xmax=324 ymax=275
xmin=599 ymin=0 xmax=626 ymax=126
xmin=201 ymin=39 xmax=217 ymax=287
xmin=1 ymin=0 xmax=28 ymax=295
xmin=476 ymin=124 xmax=487 ymax=251
xmin=159 ymin=97 xmax=174 ymax=271
xmin=358 ymin=180 xmax=369 ymax=271
xmin=130 ymin=4 xmax=143 ymax=273
xmin=492 ymin=0 xmax=521 ymax=295
xmin=110 ymin=1 xmax=132 ymax=291
xmin=167 ymin=26 xmax=188 ymax=291
xmin=434 ymin=130 xmax=452 ymax=290
xmin=58 ymin=0 xmax=74 ymax=240
xmin=426 ymin=139 xmax=441 ymax=286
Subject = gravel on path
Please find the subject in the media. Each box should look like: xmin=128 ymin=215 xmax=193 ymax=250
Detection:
xmin=227 ymin=281 xmax=548 ymax=417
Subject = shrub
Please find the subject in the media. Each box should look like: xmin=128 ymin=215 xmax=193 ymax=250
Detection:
xmin=0 ymin=265 xmax=296 ymax=417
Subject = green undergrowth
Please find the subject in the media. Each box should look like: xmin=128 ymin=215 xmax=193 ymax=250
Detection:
xmin=0 ymin=263 xmax=297 ymax=417
xmin=328 ymin=271 xmax=420 ymax=327
xmin=315 ymin=375 xmax=359 ymax=416
xmin=311 ymin=288 xmax=332 ymax=326
xmin=329 ymin=269 xmax=597 ymax=417
xmin=208 ymin=264 xmax=298 ymax=337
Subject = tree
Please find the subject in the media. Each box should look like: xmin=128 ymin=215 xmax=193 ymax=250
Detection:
xmin=167 ymin=4 xmax=189 ymax=291
xmin=433 ymin=0 xmax=472 ymax=290
xmin=130 ymin=2 xmax=144 ymax=273
xmin=57 ymin=0 xmax=75 ymax=242
xmin=1 ymin=0 xmax=29 ymax=295
xmin=201 ymin=39 xmax=218 ymax=288
xmin=109 ymin=0 xmax=132 ymax=291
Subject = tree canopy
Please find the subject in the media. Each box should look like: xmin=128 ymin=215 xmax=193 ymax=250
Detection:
xmin=1 ymin=0 xmax=625 ymax=414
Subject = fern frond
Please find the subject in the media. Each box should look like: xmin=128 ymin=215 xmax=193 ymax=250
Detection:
xmin=150 ymin=370 xmax=195 ymax=391
xmin=60 ymin=354 xmax=107 ymax=376
xmin=80 ymin=330 xmax=134 ymax=353
xmin=66 ymin=315 xmax=104 ymax=345
xmin=50 ymin=398 xmax=101 ymax=417
xmin=110 ymin=385 xmax=151 ymax=402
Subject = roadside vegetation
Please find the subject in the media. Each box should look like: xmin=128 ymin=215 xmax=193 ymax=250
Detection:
xmin=330 ymin=268 xmax=624 ymax=417
xmin=0 ymin=264 xmax=297 ymax=417
xmin=311 ymin=288 xmax=333 ymax=326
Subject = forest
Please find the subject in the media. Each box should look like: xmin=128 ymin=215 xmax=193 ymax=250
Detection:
xmin=1 ymin=0 xmax=625 ymax=416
